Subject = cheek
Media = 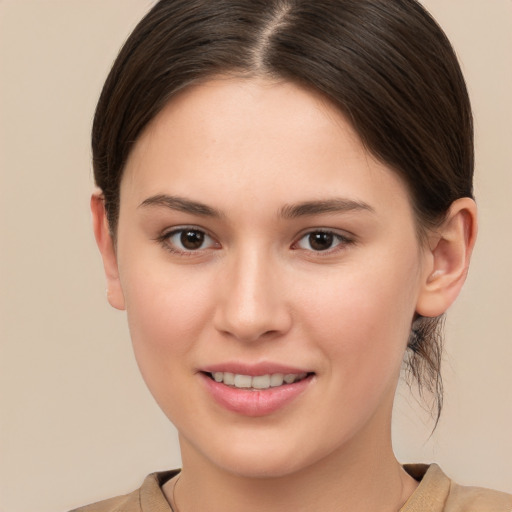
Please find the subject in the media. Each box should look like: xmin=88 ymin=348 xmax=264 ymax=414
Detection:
xmin=120 ymin=266 xmax=221 ymax=429
xmin=119 ymin=257 xmax=214 ymax=383
xmin=298 ymin=255 xmax=419 ymax=394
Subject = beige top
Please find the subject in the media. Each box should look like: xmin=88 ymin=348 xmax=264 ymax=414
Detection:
xmin=71 ymin=464 xmax=512 ymax=512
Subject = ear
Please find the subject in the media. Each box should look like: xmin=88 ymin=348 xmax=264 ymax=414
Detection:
xmin=416 ymin=197 xmax=478 ymax=317
xmin=91 ymin=192 xmax=126 ymax=310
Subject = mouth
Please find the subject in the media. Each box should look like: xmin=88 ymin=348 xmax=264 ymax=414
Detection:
xmin=204 ymin=371 xmax=312 ymax=390
xmin=199 ymin=363 xmax=315 ymax=416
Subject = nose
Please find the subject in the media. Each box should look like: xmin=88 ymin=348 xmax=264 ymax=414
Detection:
xmin=213 ymin=248 xmax=292 ymax=343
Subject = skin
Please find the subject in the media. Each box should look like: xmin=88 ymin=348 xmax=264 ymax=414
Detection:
xmin=93 ymin=77 xmax=477 ymax=512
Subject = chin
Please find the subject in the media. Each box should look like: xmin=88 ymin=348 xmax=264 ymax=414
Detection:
xmin=214 ymin=452 xmax=312 ymax=479
xmin=186 ymin=426 xmax=351 ymax=480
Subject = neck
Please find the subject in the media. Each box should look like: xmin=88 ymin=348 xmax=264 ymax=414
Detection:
xmin=164 ymin=419 xmax=418 ymax=512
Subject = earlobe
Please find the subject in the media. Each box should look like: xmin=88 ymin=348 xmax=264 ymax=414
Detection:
xmin=91 ymin=192 xmax=126 ymax=311
xmin=416 ymin=197 xmax=477 ymax=318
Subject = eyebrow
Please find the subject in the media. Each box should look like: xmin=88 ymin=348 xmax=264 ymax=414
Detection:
xmin=139 ymin=194 xmax=222 ymax=218
xmin=280 ymin=198 xmax=375 ymax=219
xmin=139 ymin=194 xmax=374 ymax=220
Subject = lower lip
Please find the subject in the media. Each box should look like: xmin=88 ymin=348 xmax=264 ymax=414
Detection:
xmin=201 ymin=373 xmax=313 ymax=417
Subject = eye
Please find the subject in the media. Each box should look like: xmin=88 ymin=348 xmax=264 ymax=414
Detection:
xmin=295 ymin=230 xmax=350 ymax=252
xmin=161 ymin=228 xmax=219 ymax=253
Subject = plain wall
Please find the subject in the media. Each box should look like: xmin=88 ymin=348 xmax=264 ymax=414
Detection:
xmin=0 ymin=1 xmax=510 ymax=511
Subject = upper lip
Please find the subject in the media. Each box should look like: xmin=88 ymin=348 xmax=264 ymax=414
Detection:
xmin=200 ymin=362 xmax=313 ymax=376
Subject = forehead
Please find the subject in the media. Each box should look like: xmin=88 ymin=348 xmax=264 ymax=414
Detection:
xmin=121 ymin=77 xmax=413 ymax=220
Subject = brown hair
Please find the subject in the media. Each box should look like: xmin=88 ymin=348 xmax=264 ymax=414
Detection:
xmin=92 ymin=0 xmax=474 ymax=420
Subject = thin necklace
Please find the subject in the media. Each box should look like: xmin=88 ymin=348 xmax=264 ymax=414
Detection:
xmin=168 ymin=473 xmax=408 ymax=512
xmin=169 ymin=474 xmax=181 ymax=512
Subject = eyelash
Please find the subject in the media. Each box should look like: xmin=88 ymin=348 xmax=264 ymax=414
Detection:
xmin=293 ymin=230 xmax=354 ymax=255
xmin=156 ymin=227 xmax=354 ymax=256
xmin=156 ymin=226 xmax=219 ymax=255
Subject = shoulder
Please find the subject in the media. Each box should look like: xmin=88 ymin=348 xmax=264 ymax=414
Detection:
xmin=69 ymin=490 xmax=138 ymax=512
xmin=402 ymin=464 xmax=512 ymax=512
xmin=445 ymin=480 xmax=512 ymax=512
xmin=69 ymin=470 xmax=178 ymax=512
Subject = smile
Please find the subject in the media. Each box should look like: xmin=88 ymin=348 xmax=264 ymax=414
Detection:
xmin=209 ymin=372 xmax=309 ymax=390
xmin=201 ymin=369 xmax=315 ymax=416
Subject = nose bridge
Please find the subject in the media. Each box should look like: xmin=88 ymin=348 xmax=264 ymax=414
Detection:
xmin=214 ymin=242 xmax=290 ymax=342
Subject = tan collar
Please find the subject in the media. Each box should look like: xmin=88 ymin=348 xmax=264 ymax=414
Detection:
xmin=140 ymin=466 xmax=445 ymax=512
xmin=400 ymin=464 xmax=450 ymax=512
xmin=139 ymin=464 xmax=511 ymax=512
xmin=140 ymin=470 xmax=178 ymax=511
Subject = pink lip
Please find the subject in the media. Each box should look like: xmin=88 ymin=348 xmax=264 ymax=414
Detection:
xmin=199 ymin=366 xmax=314 ymax=417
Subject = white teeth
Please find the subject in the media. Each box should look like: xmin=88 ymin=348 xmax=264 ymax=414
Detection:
xmin=252 ymin=375 xmax=271 ymax=389
xmin=223 ymin=372 xmax=235 ymax=385
xmin=210 ymin=371 xmax=308 ymax=389
xmin=270 ymin=373 xmax=284 ymax=387
xmin=234 ymin=374 xmax=252 ymax=388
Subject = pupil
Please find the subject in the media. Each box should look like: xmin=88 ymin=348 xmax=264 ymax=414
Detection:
xmin=309 ymin=232 xmax=333 ymax=251
xmin=181 ymin=230 xmax=204 ymax=250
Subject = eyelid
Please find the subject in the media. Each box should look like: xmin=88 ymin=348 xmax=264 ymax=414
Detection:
xmin=156 ymin=225 xmax=220 ymax=254
xmin=154 ymin=225 xmax=354 ymax=255
xmin=292 ymin=228 xmax=355 ymax=253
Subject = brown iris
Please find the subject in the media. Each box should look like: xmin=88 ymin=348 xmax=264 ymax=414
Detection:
xmin=180 ymin=230 xmax=205 ymax=250
xmin=308 ymin=232 xmax=334 ymax=251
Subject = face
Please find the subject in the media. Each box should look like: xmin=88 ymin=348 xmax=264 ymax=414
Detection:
xmin=110 ymin=77 xmax=431 ymax=477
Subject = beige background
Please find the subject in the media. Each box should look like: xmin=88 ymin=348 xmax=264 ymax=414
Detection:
xmin=0 ymin=1 xmax=511 ymax=511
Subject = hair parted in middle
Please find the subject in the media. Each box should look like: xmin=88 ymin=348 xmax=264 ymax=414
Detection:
xmin=92 ymin=0 xmax=474 ymax=421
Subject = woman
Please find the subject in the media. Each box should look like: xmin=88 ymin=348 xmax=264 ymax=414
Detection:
xmin=75 ymin=0 xmax=511 ymax=510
